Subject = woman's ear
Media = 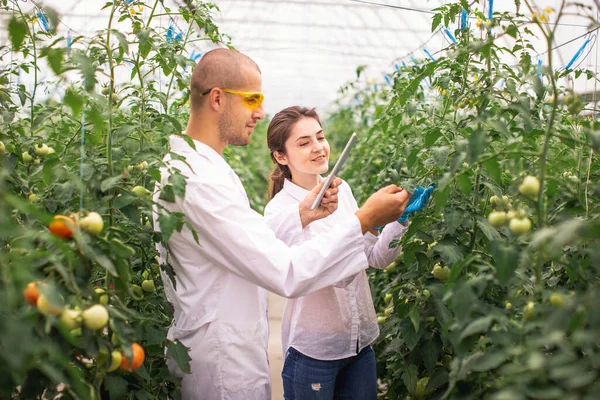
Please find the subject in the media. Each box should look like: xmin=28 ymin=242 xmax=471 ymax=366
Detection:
xmin=273 ymin=151 xmax=288 ymax=165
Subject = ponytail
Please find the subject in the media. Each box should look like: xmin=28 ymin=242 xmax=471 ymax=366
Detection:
xmin=268 ymin=163 xmax=291 ymax=200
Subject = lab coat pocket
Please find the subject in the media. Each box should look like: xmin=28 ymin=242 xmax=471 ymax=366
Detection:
xmin=217 ymin=319 xmax=270 ymax=393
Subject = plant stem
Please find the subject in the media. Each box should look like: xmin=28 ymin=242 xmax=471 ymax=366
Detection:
xmin=105 ymin=3 xmax=118 ymax=229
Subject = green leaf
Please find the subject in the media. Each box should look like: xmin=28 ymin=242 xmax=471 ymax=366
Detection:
xmin=456 ymin=173 xmax=471 ymax=196
xmin=114 ymin=193 xmax=136 ymax=209
xmin=92 ymin=253 xmax=117 ymax=276
xmin=483 ymin=158 xmax=502 ymax=184
xmin=467 ymin=129 xmax=488 ymax=163
xmin=85 ymin=105 xmax=105 ymax=142
xmin=460 ymin=316 xmax=494 ymax=341
xmin=159 ymin=185 xmax=175 ymax=203
xmin=104 ymin=376 xmax=128 ymax=399
xmin=422 ymin=339 xmax=441 ymax=374
xmin=111 ymin=29 xmax=129 ymax=57
xmin=408 ymin=305 xmax=420 ymax=333
xmin=169 ymin=171 xmax=187 ymax=198
xmin=425 ymin=129 xmax=442 ymax=146
xmin=402 ymin=364 xmax=419 ymax=395
xmin=111 ymin=238 xmax=136 ymax=258
xmin=166 ymin=339 xmax=192 ymax=374
xmin=506 ymin=24 xmax=518 ymax=38
xmin=72 ymin=51 xmax=97 ymax=91
xmin=40 ymin=47 xmax=65 ymax=76
xmin=469 ymin=350 xmax=508 ymax=372
xmin=476 ymin=216 xmax=502 ymax=241
xmin=101 ymin=175 xmax=123 ymax=193
xmin=8 ymin=16 xmax=28 ymax=51
xmin=451 ymin=283 xmax=476 ymax=323
xmin=158 ymin=213 xmax=184 ymax=242
xmin=64 ymin=89 xmax=83 ymax=117
xmin=427 ymin=368 xmax=449 ymax=391
xmin=400 ymin=318 xmax=420 ymax=351
xmin=488 ymin=240 xmax=520 ymax=284
xmin=432 ymin=13 xmax=443 ymax=32
xmin=431 ymin=146 xmax=450 ymax=167
xmin=433 ymin=239 xmax=463 ymax=265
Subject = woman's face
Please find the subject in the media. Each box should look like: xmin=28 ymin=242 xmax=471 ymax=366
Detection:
xmin=278 ymin=117 xmax=330 ymax=179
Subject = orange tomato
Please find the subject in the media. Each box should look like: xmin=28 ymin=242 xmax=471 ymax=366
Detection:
xmin=24 ymin=282 xmax=40 ymax=306
xmin=120 ymin=343 xmax=145 ymax=372
xmin=49 ymin=215 xmax=76 ymax=239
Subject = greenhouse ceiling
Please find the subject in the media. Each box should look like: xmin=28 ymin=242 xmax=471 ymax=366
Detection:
xmin=4 ymin=0 xmax=600 ymax=117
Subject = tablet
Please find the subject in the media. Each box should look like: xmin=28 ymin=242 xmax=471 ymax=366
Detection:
xmin=310 ymin=132 xmax=358 ymax=211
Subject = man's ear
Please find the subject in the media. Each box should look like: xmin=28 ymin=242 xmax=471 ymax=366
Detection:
xmin=209 ymin=89 xmax=223 ymax=111
xmin=273 ymin=151 xmax=288 ymax=165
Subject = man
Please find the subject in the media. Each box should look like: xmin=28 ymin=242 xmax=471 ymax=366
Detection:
xmin=153 ymin=48 xmax=410 ymax=399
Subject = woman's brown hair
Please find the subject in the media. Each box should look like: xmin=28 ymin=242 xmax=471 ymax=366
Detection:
xmin=267 ymin=106 xmax=321 ymax=200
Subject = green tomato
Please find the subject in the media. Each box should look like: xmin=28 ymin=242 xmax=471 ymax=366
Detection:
xmin=107 ymin=350 xmax=122 ymax=372
xmin=0 ymin=140 xmax=6 ymax=153
xmin=37 ymin=294 xmax=63 ymax=316
xmin=488 ymin=211 xmax=508 ymax=227
xmin=141 ymin=279 xmax=156 ymax=293
xmin=414 ymin=377 xmax=433 ymax=399
xmin=423 ymin=289 xmax=431 ymax=300
xmin=22 ymin=152 xmax=33 ymax=163
xmin=509 ymin=218 xmax=532 ymax=235
xmin=80 ymin=212 xmax=104 ymax=235
xmin=34 ymin=143 xmax=50 ymax=156
xmin=132 ymin=185 xmax=151 ymax=199
xmin=523 ymin=301 xmax=536 ymax=321
xmin=490 ymin=195 xmax=501 ymax=207
xmin=385 ymin=262 xmax=397 ymax=273
xmin=384 ymin=307 xmax=394 ymax=317
xmin=432 ymin=265 xmax=450 ymax=282
xmin=549 ymin=293 xmax=565 ymax=308
xmin=82 ymin=304 xmax=109 ymax=330
xmin=94 ymin=288 xmax=109 ymax=305
xmin=60 ymin=308 xmax=82 ymax=330
xmin=518 ymin=176 xmax=540 ymax=197
xmin=28 ymin=193 xmax=41 ymax=202
xmin=131 ymin=284 xmax=143 ymax=297
xmin=377 ymin=316 xmax=387 ymax=324
xmin=384 ymin=293 xmax=393 ymax=304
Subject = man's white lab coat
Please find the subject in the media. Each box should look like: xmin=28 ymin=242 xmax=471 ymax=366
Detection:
xmin=153 ymin=136 xmax=371 ymax=400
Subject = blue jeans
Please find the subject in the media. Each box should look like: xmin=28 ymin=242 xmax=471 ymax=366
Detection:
xmin=282 ymin=345 xmax=377 ymax=400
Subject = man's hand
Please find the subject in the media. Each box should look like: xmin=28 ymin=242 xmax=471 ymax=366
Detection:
xmin=355 ymin=185 xmax=410 ymax=234
xmin=299 ymin=177 xmax=342 ymax=228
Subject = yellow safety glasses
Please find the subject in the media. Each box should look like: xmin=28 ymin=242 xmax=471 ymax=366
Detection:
xmin=200 ymin=88 xmax=264 ymax=111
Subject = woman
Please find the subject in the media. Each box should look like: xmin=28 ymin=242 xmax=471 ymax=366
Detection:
xmin=264 ymin=106 xmax=408 ymax=400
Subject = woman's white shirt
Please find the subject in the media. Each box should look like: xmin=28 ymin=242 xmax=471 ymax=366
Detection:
xmin=264 ymin=178 xmax=407 ymax=360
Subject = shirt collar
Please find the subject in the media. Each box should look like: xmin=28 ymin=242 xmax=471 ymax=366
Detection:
xmin=169 ymin=134 xmax=231 ymax=171
xmin=283 ymin=179 xmax=308 ymax=202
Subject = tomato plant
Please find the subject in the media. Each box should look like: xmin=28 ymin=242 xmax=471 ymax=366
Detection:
xmin=0 ymin=1 xmax=241 ymax=398
xmin=328 ymin=1 xmax=600 ymax=398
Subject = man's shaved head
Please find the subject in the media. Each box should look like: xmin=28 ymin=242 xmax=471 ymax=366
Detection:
xmin=190 ymin=48 xmax=261 ymax=112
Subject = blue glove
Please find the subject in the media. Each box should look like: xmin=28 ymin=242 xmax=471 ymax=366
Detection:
xmin=397 ymin=185 xmax=435 ymax=223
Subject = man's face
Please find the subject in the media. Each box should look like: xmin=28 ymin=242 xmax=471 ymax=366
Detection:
xmin=218 ymin=67 xmax=265 ymax=146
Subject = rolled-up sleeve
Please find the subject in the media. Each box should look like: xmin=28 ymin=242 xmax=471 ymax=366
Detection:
xmin=363 ymin=222 xmax=407 ymax=269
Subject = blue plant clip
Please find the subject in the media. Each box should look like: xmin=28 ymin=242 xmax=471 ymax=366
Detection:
xmin=38 ymin=11 xmax=49 ymax=32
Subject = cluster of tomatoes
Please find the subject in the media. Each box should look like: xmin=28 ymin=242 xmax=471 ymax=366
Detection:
xmin=23 ymin=281 xmax=145 ymax=372
xmin=487 ymin=175 xmax=542 ymax=235
xmin=26 ymin=211 xmax=147 ymax=373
